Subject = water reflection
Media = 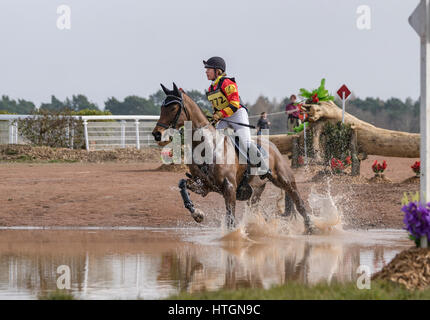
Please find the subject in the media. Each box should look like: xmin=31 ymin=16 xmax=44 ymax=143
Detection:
xmin=0 ymin=229 xmax=410 ymax=299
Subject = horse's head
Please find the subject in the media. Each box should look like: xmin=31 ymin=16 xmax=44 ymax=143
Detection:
xmin=152 ymin=82 xmax=189 ymax=146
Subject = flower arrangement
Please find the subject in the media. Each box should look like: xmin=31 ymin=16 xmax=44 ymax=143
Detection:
xmin=331 ymin=158 xmax=344 ymax=173
xmin=372 ymin=160 xmax=387 ymax=174
xmin=402 ymin=201 xmax=430 ymax=247
xmin=411 ymin=161 xmax=420 ymax=177
xmin=299 ymin=78 xmax=335 ymax=104
xmin=330 ymin=156 xmax=351 ymax=174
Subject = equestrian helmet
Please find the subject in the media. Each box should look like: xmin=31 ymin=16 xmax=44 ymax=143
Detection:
xmin=203 ymin=56 xmax=226 ymax=72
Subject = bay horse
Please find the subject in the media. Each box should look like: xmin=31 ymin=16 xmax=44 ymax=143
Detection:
xmin=152 ymin=83 xmax=315 ymax=234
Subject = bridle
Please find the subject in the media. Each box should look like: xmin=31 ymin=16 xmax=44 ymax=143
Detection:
xmin=156 ymin=93 xmax=190 ymax=129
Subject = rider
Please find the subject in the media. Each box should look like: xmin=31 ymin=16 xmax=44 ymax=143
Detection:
xmin=203 ymin=56 xmax=270 ymax=179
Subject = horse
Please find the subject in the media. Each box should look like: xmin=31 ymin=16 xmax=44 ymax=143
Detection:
xmin=152 ymin=83 xmax=315 ymax=234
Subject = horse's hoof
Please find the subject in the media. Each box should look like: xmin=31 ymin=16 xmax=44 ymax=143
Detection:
xmin=191 ymin=209 xmax=204 ymax=223
xmin=304 ymin=224 xmax=317 ymax=235
xmin=225 ymin=216 xmax=236 ymax=230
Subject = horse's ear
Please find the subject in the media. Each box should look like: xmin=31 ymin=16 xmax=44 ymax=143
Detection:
xmin=160 ymin=83 xmax=170 ymax=95
xmin=172 ymin=82 xmax=180 ymax=97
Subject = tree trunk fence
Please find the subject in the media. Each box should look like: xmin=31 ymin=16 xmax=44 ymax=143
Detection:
xmin=269 ymin=100 xmax=420 ymax=175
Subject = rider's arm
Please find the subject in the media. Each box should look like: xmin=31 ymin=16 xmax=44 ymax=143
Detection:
xmin=218 ymin=79 xmax=241 ymax=118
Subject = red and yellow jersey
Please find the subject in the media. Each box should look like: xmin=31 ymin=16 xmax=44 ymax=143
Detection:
xmin=206 ymin=75 xmax=241 ymax=118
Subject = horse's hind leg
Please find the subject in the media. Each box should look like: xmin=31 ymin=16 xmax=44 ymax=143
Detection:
xmin=249 ymin=183 xmax=266 ymax=206
xmin=282 ymin=192 xmax=295 ymax=217
xmin=222 ymin=177 xmax=237 ymax=229
xmin=247 ymin=182 xmax=266 ymax=218
xmin=276 ymin=190 xmax=294 ymax=217
xmin=270 ymin=175 xmax=315 ymax=234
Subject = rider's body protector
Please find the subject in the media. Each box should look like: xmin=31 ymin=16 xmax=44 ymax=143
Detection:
xmin=206 ymin=74 xmax=242 ymax=119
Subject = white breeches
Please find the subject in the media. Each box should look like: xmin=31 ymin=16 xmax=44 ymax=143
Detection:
xmin=215 ymin=107 xmax=251 ymax=147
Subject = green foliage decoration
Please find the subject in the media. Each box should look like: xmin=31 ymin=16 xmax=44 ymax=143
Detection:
xmin=321 ymin=121 xmax=353 ymax=165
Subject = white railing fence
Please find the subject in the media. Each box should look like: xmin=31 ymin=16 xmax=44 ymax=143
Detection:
xmin=81 ymin=115 xmax=160 ymax=151
xmin=0 ymin=115 xmax=161 ymax=151
xmin=0 ymin=115 xmax=29 ymax=145
xmin=1 ymin=111 xmax=291 ymax=151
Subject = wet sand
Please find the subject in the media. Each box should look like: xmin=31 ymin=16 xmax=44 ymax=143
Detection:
xmin=0 ymin=155 xmax=419 ymax=229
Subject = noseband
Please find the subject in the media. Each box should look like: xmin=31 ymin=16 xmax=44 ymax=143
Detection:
xmin=156 ymin=94 xmax=190 ymax=129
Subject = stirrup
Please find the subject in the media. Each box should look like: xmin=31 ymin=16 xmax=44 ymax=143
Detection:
xmin=258 ymin=168 xmax=272 ymax=180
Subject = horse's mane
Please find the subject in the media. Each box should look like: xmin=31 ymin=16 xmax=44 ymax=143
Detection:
xmin=181 ymin=90 xmax=211 ymax=123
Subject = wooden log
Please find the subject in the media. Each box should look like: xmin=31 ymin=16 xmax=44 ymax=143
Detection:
xmin=269 ymin=101 xmax=420 ymax=158
xmin=268 ymin=134 xmax=294 ymax=154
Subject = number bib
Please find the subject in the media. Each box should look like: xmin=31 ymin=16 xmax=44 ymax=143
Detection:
xmin=206 ymin=88 xmax=230 ymax=111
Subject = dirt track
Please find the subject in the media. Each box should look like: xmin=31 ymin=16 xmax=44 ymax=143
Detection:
xmin=0 ymin=155 xmax=419 ymax=229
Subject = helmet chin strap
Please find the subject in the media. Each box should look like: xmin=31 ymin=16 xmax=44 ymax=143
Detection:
xmin=212 ymin=69 xmax=217 ymax=82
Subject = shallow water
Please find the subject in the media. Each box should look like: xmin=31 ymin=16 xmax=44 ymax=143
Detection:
xmin=0 ymin=227 xmax=411 ymax=300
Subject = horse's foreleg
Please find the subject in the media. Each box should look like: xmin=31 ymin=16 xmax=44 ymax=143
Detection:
xmin=178 ymin=179 xmax=203 ymax=223
xmin=222 ymin=178 xmax=237 ymax=229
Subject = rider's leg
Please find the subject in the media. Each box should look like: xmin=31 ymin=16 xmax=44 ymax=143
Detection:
xmin=247 ymin=142 xmax=271 ymax=179
xmin=226 ymin=108 xmax=271 ymax=179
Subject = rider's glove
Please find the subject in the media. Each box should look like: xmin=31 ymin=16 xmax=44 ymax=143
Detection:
xmin=212 ymin=111 xmax=223 ymax=121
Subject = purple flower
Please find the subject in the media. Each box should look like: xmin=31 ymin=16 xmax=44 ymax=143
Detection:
xmin=402 ymin=201 xmax=430 ymax=243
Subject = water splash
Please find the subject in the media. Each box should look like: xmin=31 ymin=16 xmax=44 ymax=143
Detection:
xmin=179 ymin=172 xmax=346 ymax=241
xmin=307 ymin=180 xmax=343 ymax=234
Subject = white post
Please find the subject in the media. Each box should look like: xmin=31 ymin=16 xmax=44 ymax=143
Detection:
xmin=70 ymin=122 xmax=75 ymax=149
xmin=409 ymin=0 xmax=430 ymax=248
xmin=65 ymin=123 xmax=70 ymax=147
xmin=83 ymin=252 xmax=89 ymax=297
xmin=121 ymin=120 xmax=126 ymax=148
xmin=342 ymin=92 xmax=346 ymax=123
xmin=8 ymin=120 xmax=13 ymax=144
xmin=14 ymin=121 xmax=18 ymax=144
xmin=303 ymin=120 xmax=307 ymax=165
xmin=83 ymin=119 xmax=89 ymax=151
xmin=421 ymin=23 xmax=430 ymax=249
xmin=135 ymin=119 xmax=140 ymax=150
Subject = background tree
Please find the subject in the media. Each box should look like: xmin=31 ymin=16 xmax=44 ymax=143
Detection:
xmin=104 ymin=95 xmax=159 ymax=115
xmin=70 ymin=94 xmax=100 ymax=111
xmin=149 ymin=90 xmax=166 ymax=108
xmin=0 ymin=96 xmax=36 ymax=114
xmin=186 ymin=90 xmax=212 ymax=113
xmin=0 ymin=89 xmax=421 ymax=133
xmin=39 ymin=95 xmax=67 ymax=112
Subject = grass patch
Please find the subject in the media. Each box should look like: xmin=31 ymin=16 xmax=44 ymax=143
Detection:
xmin=38 ymin=290 xmax=75 ymax=300
xmin=16 ymin=155 xmax=33 ymax=162
xmin=5 ymin=148 xmax=19 ymax=155
xmin=167 ymin=280 xmax=430 ymax=300
xmin=47 ymin=159 xmax=79 ymax=163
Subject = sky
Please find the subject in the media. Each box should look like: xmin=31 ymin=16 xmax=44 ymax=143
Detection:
xmin=0 ymin=0 xmax=422 ymax=109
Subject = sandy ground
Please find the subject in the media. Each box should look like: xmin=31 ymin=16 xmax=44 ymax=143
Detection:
xmin=0 ymin=155 xmax=419 ymax=229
